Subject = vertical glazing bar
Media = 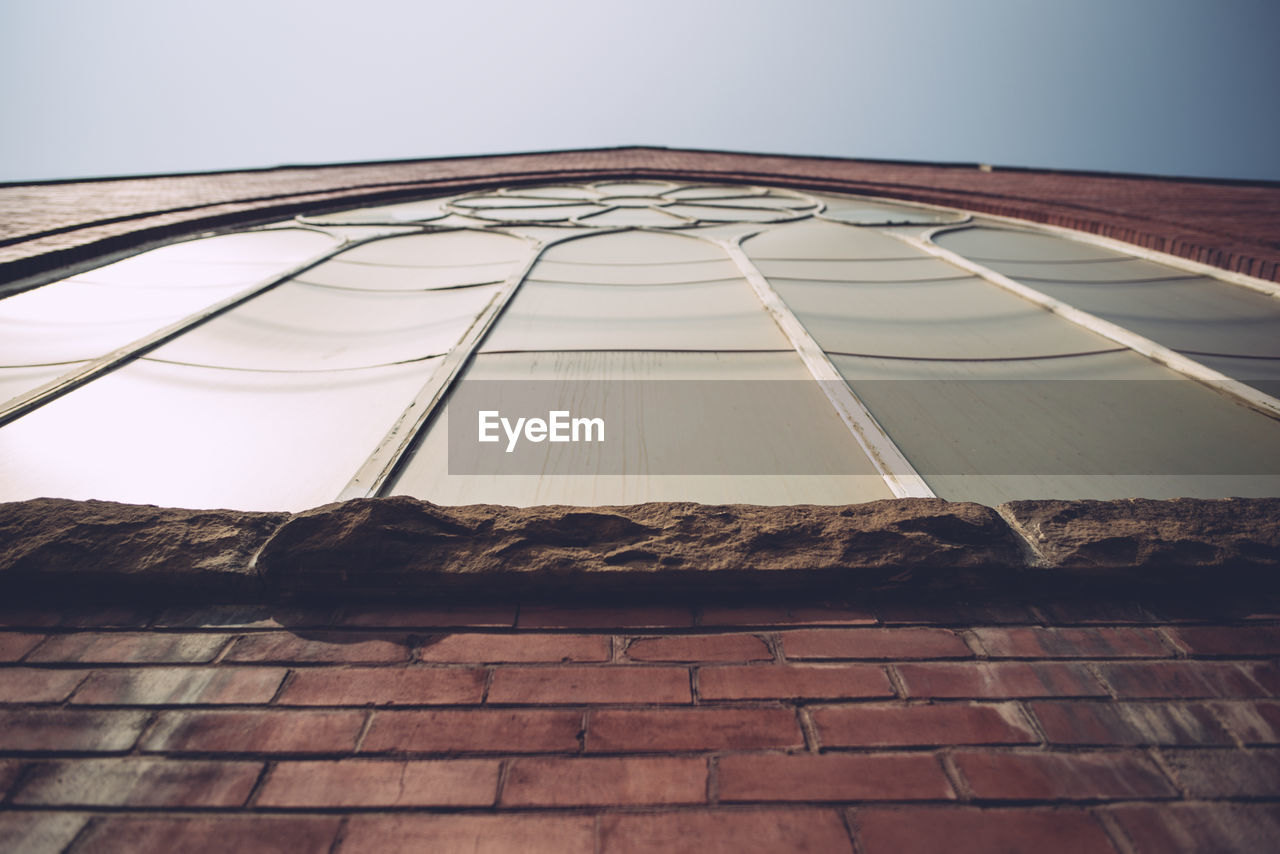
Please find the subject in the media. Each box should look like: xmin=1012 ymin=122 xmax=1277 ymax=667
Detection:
xmin=720 ymin=235 xmax=936 ymax=499
xmin=898 ymin=230 xmax=1280 ymax=422
xmin=338 ymin=235 xmax=553 ymax=500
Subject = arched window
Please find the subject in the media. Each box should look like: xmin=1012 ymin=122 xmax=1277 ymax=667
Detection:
xmin=2 ymin=181 xmax=1278 ymax=510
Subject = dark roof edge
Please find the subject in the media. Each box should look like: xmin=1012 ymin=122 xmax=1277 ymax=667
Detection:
xmin=5 ymin=145 xmax=1279 ymax=190
xmin=1 ymin=496 xmax=1276 ymax=604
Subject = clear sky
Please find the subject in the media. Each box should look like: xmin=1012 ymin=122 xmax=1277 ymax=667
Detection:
xmin=2 ymin=0 xmax=1278 ymax=183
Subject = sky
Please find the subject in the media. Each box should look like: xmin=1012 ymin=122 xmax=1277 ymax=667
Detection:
xmin=2 ymin=0 xmax=1278 ymax=183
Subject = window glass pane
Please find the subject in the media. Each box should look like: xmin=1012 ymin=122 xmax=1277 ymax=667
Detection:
xmin=575 ymin=207 xmax=694 ymax=227
xmin=934 ymin=226 xmax=1118 ymax=262
xmin=821 ymin=198 xmax=962 ymax=225
xmin=753 ymin=257 xmax=966 ymax=282
xmin=154 ymin=282 xmax=499 ymax=370
xmin=0 ymin=281 xmax=251 ymax=364
xmin=831 ymin=351 xmax=1280 ymax=505
xmin=331 ymin=230 xmax=529 ymax=267
xmin=0 ymin=228 xmax=338 ymax=399
xmin=480 ymin=279 xmax=787 ymax=352
xmin=0 ymin=358 xmax=441 ymax=511
xmin=772 ymin=276 xmax=1112 ymax=359
xmin=530 ymin=259 xmax=741 ymax=285
xmin=743 ymin=219 xmax=921 ymax=260
xmin=542 ymin=231 xmax=725 ymax=265
xmin=388 ymin=350 xmax=893 ymax=506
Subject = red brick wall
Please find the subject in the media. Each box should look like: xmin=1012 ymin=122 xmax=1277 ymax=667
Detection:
xmin=3 ymin=147 xmax=1279 ymax=285
xmin=3 ymin=597 xmax=1278 ymax=852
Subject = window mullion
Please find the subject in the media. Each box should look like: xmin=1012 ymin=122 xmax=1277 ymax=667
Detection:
xmin=720 ymin=235 xmax=936 ymax=499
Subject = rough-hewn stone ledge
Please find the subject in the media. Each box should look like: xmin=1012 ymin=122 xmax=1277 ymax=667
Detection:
xmin=0 ymin=497 xmax=1276 ymax=603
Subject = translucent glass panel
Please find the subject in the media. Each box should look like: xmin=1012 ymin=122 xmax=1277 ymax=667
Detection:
xmin=298 ymin=230 xmax=529 ymax=290
xmin=769 ymin=276 xmax=1114 ymax=359
xmin=0 ymin=229 xmax=336 ymax=400
xmin=832 ymin=351 xmax=1280 ymax=505
xmin=389 ymin=351 xmax=893 ymax=506
xmin=0 ymin=358 xmax=441 ymax=511
xmin=935 ymin=226 xmax=1280 ymax=391
xmin=744 ymin=219 xmax=920 ymax=260
xmin=820 ymin=198 xmax=964 ymax=226
xmin=481 ymin=280 xmax=787 ymax=352
xmin=155 ymin=282 xmax=499 ymax=370
xmin=479 ymin=231 xmax=789 ymax=352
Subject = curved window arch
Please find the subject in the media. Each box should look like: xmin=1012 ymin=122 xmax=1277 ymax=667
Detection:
xmin=1 ymin=181 xmax=1278 ymax=510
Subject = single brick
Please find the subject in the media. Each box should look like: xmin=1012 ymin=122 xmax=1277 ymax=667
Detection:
xmin=23 ymin=632 xmax=231 ymax=664
xmin=502 ymin=756 xmax=706 ymax=806
xmin=59 ymin=607 xmax=151 ymax=628
xmin=71 ymin=667 xmax=286 ymax=705
xmin=1104 ymin=803 xmax=1280 ymax=854
xmin=0 ymin=611 xmax=61 ymax=628
xmin=1169 ymin=625 xmax=1280 ymax=657
xmin=1240 ymin=661 xmax=1280 ymax=695
xmin=1096 ymin=661 xmax=1270 ymax=699
xmin=418 ymin=633 xmax=609 ymax=663
xmin=152 ymin=605 xmax=329 ymax=630
xmin=0 ymin=760 xmax=20 ymax=797
xmin=340 ymin=814 xmax=594 ymax=854
xmin=780 ymin=628 xmax=970 ymax=660
xmin=279 ymin=667 xmax=486 ymax=706
xmin=142 ymin=710 xmax=365 ymax=754
xmin=0 ymin=813 xmax=88 ymax=854
xmin=517 ymin=606 xmax=694 ymax=629
xmin=971 ymin=627 xmax=1170 ymax=659
xmin=223 ymin=632 xmax=409 ymax=664
xmin=854 ymin=807 xmax=1116 ymax=854
xmin=626 ymin=634 xmax=771 ymax=663
xmin=1039 ymin=601 xmax=1157 ymax=624
xmin=586 ymin=708 xmax=803 ymax=753
xmin=598 ymin=809 xmax=854 ymax=854
xmin=789 ymin=606 xmax=879 ymax=625
xmin=1029 ymin=701 xmax=1234 ymax=746
xmin=12 ymin=758 xmax=261 ymax=806
xmin=487 ymin=666 xmax=691 ymax=704
xmin=1210 ymin=701 xmax=1280 ymax=744
xmin=698 ymin=664 xmax=893 ymax=701
xmin=697 ymin=605 xmax=876 ymax=626
xmin=0 ymin=709 xmax=148 ymax=752
xmin=875 ymin=600 xmax=1035 ymax=625
xmin=813 ymin=703 xmax=1038 ymax=748
xmin=952 ymin=750 xmax=1177 ymax=800
xmin=338 ymin=605 xmax=516 ymax=628
xmin=895 ymin=662 xmax=1106 ymax=699
xmin=0 ymin=633 xmax=46 ymax=661
xmin=361 ymin=709 xmax=582 ymax=754
xmin=1160 ymin=748 xmax=1280 ymax=797
xmin=257 ymin=759 xmax=498 ymax=807
xmin=71 ymin=816 xmax=341 ymax=854
xmin=719 ymin=752 xmax=954 ymax=802
xmin=0 ymin=668 xmax=89 ymax=703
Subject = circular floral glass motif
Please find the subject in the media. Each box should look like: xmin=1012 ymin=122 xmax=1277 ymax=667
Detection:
xmin=448 ymin=181 xmax=820 ymax=228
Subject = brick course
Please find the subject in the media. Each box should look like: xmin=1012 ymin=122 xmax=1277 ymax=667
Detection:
xmin=2 ymin=598 xmax=1278 ymax=851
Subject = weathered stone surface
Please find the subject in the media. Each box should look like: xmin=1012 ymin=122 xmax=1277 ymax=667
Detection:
xmin=0 ymin=499 xmax=287 ymax=598
xmin=1001 ymin=498 xmax=1280 ymax=574
xmin=256 ymin=497 xmax=1022 ymax=598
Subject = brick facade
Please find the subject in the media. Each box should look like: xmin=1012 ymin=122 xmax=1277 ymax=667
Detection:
xmin=2 ymin=597 xmax=1279 ymax=853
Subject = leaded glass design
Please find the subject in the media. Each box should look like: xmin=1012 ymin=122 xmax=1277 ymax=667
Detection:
xmin=2 ymin=181 xmax=1278 ymax=510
